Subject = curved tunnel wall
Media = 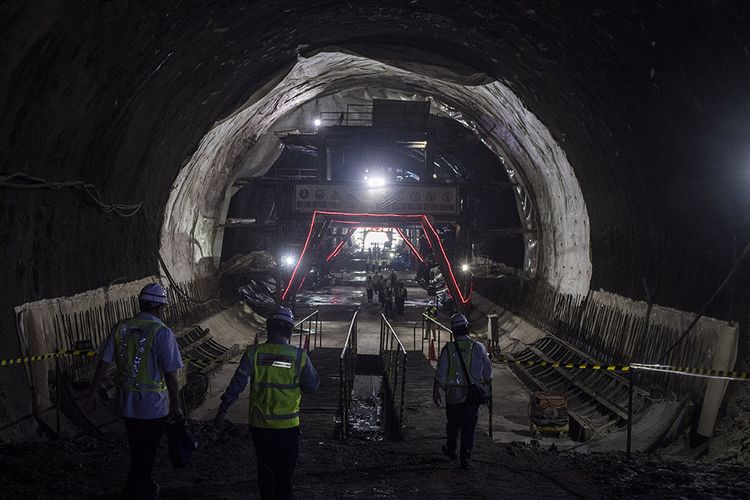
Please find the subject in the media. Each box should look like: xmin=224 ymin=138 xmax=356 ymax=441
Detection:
xmin=160 ymin=50 xmax=592 ymax=295
xmin=2 ymin=1 xmax=750 ymax=429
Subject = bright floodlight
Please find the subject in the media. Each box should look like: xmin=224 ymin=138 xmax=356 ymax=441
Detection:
xmin=367 ymin=176 xmax=386 ymax=188
xmin=461 ymin=264 xmax=470 ymax=272
xmin=283 ymin=255 xmax=295 ymax=267
xmin=314 ymin=118 xmax=322 ymax=127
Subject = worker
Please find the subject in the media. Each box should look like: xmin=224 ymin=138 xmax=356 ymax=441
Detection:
xmin=383 ymin=284 xmax=394 ymax=319
xmin=377 ymin=274 xmax=386 ymax=305
xmin=365 ymin=275 xmax=374 ymax=304
xmin=88 ymin=283 xmax=184 ymax=500
xmin=214 ymin=307 xmax=319 ymax=500
xmin=433 ymin=313 xmax=492 ymax=470
xmin=423 ymin=301 xmax=438 ymax=339
xmin=395 ymin=281 xmax=407 ymax=316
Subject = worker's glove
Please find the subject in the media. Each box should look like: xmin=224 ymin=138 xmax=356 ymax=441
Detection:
xmin=433 ymin=389 xmax=442 ymax=408
xmin=169 ymin=407 xmax=184 ymax=423
xmin=214 ymin=410 xmax=227 ymax=433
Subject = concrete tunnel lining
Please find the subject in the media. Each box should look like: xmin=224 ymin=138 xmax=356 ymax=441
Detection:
xmin=159 ymin=49 xmax=592 ymax=295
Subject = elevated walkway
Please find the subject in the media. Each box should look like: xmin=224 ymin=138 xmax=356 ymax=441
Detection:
xmin=402 ymin=351 xmax=445 ymax=438
xmin=300 ymin=347 xmax=342 ymax=438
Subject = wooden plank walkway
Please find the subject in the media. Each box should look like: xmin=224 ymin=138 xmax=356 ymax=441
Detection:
xmin=299 ymin=342 xmax=489 ymax=445
xmin=401 ymin=351 xmax=446 ymax=439
xmin=300 ymin=347 xmax=341 ymax=438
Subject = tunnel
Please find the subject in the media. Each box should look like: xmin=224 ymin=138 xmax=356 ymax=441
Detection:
xmin=2 ymin=1 xmax=750 ymax=498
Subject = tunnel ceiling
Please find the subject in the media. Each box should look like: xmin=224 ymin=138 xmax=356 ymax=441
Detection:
xmin=3 ymin=0 xmax=750 ymax=330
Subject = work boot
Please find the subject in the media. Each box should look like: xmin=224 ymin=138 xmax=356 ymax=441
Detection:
xmin=459 ymin=458 xmax=472 ymax=470
xmin=441 ymin=444 xmax=457 ymax=460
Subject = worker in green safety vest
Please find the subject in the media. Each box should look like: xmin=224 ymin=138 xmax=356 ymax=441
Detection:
xmin=433 ymin=313 xmax=492 ymax=470
xmin=88 ymin=283 xmax=184 ymax=500
xmin=214 ymin=306 xmax=319 ymax=500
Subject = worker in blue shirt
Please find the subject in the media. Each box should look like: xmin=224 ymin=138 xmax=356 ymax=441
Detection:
xmin=433 ymin=313 xmax=492 ymax=470
xmin=214 ymin=306 xmax=319 ymax=500
xmin=88 ymin=283 xmax=184 ymax=500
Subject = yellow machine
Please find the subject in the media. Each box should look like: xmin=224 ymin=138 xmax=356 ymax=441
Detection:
xmin=528 ymin=392 xmax=569 ymax=438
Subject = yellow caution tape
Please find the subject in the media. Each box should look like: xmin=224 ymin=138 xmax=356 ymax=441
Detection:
xmin=497 ymin=358 xmax=749 ymax=381
xmin=0 ymin=350 xmax=97 ymax=367
xmin=629 ymin=363 xmax=750 ymax=381
xmin=497 ymin=358 xmax=630 ymax=372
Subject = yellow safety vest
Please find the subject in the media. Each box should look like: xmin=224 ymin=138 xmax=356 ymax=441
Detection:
xmin=248 ymin=343 xmax=306 ymax=429
xmin=113 ymin=318 xmax=167 ymax=393
xmin=445 ymin=339 xmax=475 ymax=388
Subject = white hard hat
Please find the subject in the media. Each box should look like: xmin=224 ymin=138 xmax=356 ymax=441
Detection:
xmin=270 ymin=306 xmax=295 ymax=326
xmin=139 ymin=283 xmax=169 ymax=305
xmin=450 ymin=313 xmax=469 ymax=329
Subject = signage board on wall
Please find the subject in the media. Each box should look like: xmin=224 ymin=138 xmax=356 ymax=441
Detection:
xmin=294 ymin=184 xmax=458 ymax=215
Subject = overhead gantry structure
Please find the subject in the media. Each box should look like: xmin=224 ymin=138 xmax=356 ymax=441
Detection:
xmin=279 ymin=211 xmax=472 ymax=310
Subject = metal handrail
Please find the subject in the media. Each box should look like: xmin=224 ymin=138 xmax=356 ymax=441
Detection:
xmin=294 ymin=310 xmax=322 ymax=350
xmin=380 ymin=315 xmax=408 ymax=439
xmin=338 ymin=310 xmax=359 ymax=440
xmin=380 ymin=316 xmax=407 ymax=355
xmin=418 ymin=313 xmax=452 ymax=357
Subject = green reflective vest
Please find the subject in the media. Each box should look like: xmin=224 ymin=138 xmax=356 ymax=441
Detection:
xmin=445 ymin=339 xmax=475 ymax=388
xmin=113 ymin=318 xmax=167 ymax=393
xmin=425 ymin=306 xmax=437 ymax=319
xmin=248 ymin=343 xmax=306 ymax=429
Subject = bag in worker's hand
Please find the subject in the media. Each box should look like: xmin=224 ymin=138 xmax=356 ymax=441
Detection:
xmin=166 ymin=417 xmax=198 ymax=469
xmin=466 ymin=383 xmax=491 ymax=405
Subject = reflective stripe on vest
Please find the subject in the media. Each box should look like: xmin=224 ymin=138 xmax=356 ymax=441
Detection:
xmin=248 ymin=343 xmax=306 ymax=429
xmin=113 ymin=318 xmax=167 ymax=393
xmin=445 ymin=339 xmax=475 ymax=388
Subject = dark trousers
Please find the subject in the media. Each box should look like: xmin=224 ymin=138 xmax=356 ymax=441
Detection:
xmin=366 ymin=289 xmax=373 ymax=303
xmin=396 ymin=298 xmax=405 ymax=315
xmin=123 ymin=416 xmax=167 ymax=500
xmin=250 ymin=426 xmax=300 ymax=500
xmin=384 ymin=300 xmax=393 ymax=318
xmin=445 ymin=402 xmax=480 ymax=461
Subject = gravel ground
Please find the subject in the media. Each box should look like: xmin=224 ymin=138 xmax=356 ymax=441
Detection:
xmin=1 ymin=421 xmax=749 ymax=499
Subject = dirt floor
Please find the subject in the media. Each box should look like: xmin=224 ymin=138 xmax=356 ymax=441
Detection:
xmin=2 ymin=423 xmax=750 ymax=499
xmin=3 ymin=271 xmax=750 ymax=499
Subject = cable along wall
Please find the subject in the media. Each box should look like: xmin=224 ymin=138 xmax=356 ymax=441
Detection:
xmin=160 ymin=50 xmax=591 ymax=296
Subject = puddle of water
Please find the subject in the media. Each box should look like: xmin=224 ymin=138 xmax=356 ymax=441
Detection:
xmin=348 ymin=395 xmax=383 ymax=441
